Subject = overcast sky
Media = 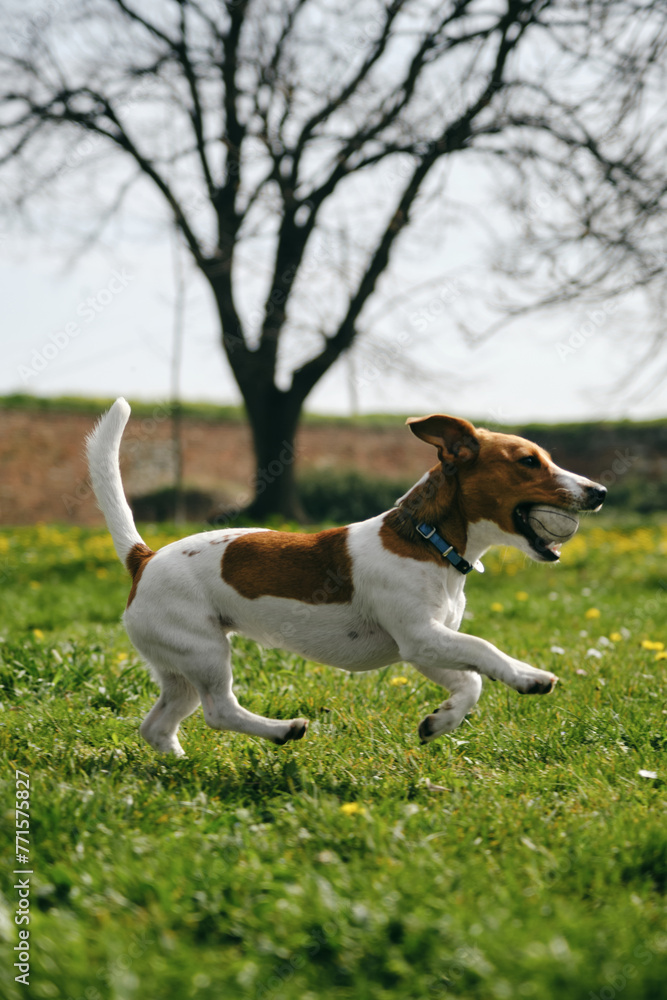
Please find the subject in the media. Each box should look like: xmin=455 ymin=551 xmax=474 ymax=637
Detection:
xmin=3 ymin=231 xmax=665 ymax=425
xmin=2 ymin=1 xmax=666 ymax=426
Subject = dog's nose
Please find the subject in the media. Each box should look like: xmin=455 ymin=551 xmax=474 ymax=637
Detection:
xmin=587 ymin=484 xmax=607 ymax=508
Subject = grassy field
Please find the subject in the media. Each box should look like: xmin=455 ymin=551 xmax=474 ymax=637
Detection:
xmin=1 ymin=519 xmax=666 ymax=1000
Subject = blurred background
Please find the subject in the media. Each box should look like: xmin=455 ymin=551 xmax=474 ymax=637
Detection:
xmin=1 ymin=0 xmax=665 ymax=526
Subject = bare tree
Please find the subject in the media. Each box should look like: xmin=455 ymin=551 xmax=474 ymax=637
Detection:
xmin=1 ymin=0 xmax=665 ymax=517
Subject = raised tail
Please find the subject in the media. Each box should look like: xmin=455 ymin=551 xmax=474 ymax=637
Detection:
xmin=85 ymin=398 xmax=149 ymax=568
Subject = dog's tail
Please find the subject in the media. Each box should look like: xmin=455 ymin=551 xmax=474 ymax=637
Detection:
xmin=85 ymin=398 xmax=150 ymax=568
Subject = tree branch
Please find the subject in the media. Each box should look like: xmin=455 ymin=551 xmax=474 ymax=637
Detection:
xmin=175 ymin=3 xmax=217 ymax=200
xmin=289 ymin=0 xmax=537 ymax=402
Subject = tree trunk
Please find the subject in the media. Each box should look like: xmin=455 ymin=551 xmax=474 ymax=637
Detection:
xmin=243 ymin=385 xmax=306 ymax=521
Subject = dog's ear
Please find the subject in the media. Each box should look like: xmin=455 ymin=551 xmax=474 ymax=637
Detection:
xmin=406 ymin=414 xmax=479 ymax=466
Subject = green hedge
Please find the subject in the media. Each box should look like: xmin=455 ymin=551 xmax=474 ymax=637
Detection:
xmin=297 ymin=468 xmax=414 ymax=523
xmin=601 ymin=476 xmax=667 ymax=514
xmin=297 ymin=467 xmax=667 ymax=522
xmin=130 ymin=469 xmax=665 ymax=525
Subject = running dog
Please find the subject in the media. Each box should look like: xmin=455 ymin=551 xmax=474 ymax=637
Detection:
xmin=86 ymin=400 xmax=606 ymax=755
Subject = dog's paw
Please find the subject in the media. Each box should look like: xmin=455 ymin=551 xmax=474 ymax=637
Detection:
xmin=271 ymin=718 xmax=309 ymax=746
xmin=141 ymin=728 xmax=187 ymax=757
xmin=514 ymin=666 xmax=558 ymax=695
xmin=418 ymin=702 xmax=465 ymax=744
xmin=418 ymin=714 xmax=439 ymax=744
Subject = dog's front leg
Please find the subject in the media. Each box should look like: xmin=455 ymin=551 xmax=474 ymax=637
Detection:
xmin=398 ymin=622 xmax=557 ymax=693
xmin=412 ymin=664 xmax=483 ymax=742
xmin=400 ymin=624 xmax=557 ymax=743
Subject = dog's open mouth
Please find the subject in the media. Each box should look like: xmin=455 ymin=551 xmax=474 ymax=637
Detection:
xmin=513 ymin=504 xmax=563 ymax=562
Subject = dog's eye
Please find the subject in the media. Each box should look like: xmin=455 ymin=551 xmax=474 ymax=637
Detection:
xmin=518 ymin=455 xmax=541 ymax=468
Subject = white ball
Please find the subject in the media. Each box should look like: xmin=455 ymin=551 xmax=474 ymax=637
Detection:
xmin=526 ymin=505 xmax=579 ymax=542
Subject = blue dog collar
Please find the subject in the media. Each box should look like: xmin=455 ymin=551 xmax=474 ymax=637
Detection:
xmin=415 ymin=522 xmax=483 ymax=574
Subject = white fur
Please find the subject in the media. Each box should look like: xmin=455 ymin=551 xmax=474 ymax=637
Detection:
xmin=85 ymin=398 xmax=144 ymax=564
xmin=88 ymin=400 xmax=565 ymax=755
xmin=556 ymin=470 xmax=601 ymax=506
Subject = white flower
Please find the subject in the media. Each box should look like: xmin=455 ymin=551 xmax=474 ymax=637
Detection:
xmin=638 ymin=770 xmax=658 ymax=780
xmin=550 ymin=645 xmax=565 ymax=655
xmin=598 ymin=636 xmax=612 ymax=647
xmin=586 ymin=648 xmax=603 ymax=659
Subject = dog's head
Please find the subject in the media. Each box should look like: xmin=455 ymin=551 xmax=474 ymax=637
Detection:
xmin=407 ymin=414 xmax=606 ymax=562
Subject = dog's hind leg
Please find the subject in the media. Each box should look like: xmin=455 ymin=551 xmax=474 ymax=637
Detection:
xmin=158 ymin=633 xmax=308 ymax=746
xmin=139 ymin=670 xmax=201 ymax=757
xmin=413 ymin=665 xmax=483 ymax=744
xmin=197 ymin=635 xmax=309 ymax=745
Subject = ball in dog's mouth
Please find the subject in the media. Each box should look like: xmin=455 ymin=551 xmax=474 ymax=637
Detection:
xmin=514 ymin=504 xmax=580 ymax=561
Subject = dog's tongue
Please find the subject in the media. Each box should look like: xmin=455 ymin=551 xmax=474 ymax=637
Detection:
xmin=546 ymin=541 xmax=562 ymax=555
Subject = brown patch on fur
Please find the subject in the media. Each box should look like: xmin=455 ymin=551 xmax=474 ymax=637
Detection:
xmin=183 ymin=548 xmax=201 ymax=556
xmin=222 ymin=528 xmax=353 ymax=603
xmin=126 ymin=542 xmax=155 ymax=608
xmin=380 ymin=464 xmax=467 ymax=564
xmin=380 ymin=514 xmax=439 ymax=563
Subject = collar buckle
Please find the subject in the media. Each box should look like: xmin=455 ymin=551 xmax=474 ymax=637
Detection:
xmin=415 ymin=521 xmax=478 ymax=575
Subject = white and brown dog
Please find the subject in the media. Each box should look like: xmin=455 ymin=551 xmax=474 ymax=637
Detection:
xmin=86 ymin=400 xmax=606 ymax=755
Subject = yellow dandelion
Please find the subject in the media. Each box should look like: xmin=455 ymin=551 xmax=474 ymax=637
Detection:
xmin=491 ymin=602 xmax=504 ymax=612
xmin=515 ymin=591 xmax=529 ymax=601
xmin=116 ymin=652 xmax=128 ymax=663
xmin=29 ymin=581 xmax=41 ymax=590
xmin=655 ymin=652 xmax=667 ymax=661
xmin=390 ymin=676 xmax=408 ymax=686
xmin=641 ymin=640 xmax=665 ymax=651
xmin=340 ymin=802 xmax=366 ymax=817
xmin=33 ymin=628 xmax=44 ymax=640
xmin=610 ymin=632 xmax=623 ymax=642
xmin=96 ymin=568 xmax=109 ymax=579
xmin=585 ymin=608 xmax=601 ymax=619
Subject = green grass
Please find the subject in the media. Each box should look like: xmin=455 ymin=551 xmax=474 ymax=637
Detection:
xmin=1 ymin=520 xmax=666 ymax=999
